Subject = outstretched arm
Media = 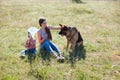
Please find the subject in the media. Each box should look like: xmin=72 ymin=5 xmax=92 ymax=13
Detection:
xmin=48 ymin=26 xmax=61 ymax=30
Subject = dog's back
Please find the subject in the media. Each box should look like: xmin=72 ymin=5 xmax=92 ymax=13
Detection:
xmin=76 ymin=32 xmax=83 ymax=43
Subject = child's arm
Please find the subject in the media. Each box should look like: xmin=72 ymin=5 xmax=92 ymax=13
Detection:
xmin=25 ymin=40 xmax=29 ymax=48
xmin=29 ymin=39 xmax=36 ymax=46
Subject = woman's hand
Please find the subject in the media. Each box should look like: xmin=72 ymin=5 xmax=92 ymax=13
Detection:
xmin=43 ymin=36 xmax=47 ymax=41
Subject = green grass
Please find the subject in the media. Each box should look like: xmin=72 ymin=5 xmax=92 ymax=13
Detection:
xmin=0 ymin=0 xmax=120 ymax=80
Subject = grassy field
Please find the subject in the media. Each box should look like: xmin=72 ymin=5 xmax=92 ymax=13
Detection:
xmin=0 ymin=0 xmax=120 ymax=80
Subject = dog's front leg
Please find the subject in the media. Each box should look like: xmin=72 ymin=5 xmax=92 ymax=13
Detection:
xmin=66 ymin=40 xmax=69 ymax=51
xmin=72 ymin=42 xmax=76 ymax=52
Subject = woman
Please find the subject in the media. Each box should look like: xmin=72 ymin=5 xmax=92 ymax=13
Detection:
xmin=37 ymin=17 xmax=64 ymax=59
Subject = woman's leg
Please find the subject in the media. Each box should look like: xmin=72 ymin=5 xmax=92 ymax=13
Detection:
xmin=48 ymin=41 xmax=64 ymax=59
xmin=48 ymin=41 xmax=63 ymax=56
xmin=40 ymin=40 xmax=59 ymax=58
xmin=40 ymin=41 xmax=53 ymax=53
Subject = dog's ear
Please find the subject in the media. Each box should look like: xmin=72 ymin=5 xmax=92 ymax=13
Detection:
xmin=59 ymin=24 xmax=62 ymax=27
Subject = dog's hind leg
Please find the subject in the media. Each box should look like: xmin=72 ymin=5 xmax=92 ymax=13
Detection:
xmin=77 ymin=41 xmax=83 ymax=47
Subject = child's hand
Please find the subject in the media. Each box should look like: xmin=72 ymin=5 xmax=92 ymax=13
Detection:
xmin=26 ymin=40 xmax=30 ymax=44
xmin=25 ymin=40 xmax=30 ymax=48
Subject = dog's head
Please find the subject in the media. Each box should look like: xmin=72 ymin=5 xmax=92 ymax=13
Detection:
xmin=59 ymin=24 xmax=70 ymax=36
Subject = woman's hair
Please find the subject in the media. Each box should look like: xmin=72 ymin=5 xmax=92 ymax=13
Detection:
xmin=39 ymin=17 xmax=52 ymax=40
xmin=39 ymin=17 xmax=46 ymax=26
xmin=45 ymin=27 xmax=52 ymax=40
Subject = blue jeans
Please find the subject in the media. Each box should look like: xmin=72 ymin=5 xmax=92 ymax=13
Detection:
xmin=24 ymin=48 xmax=36 ymax=57
xmin=40 ymin=39 xmax=61 ymax=55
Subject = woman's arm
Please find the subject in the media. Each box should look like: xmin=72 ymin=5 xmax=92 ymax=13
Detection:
xmin=48 ymin=26 xmax=61 ymax=30
xmin=37 ymin=31 xmax=46 ymax=45
xmin=37 ymin=32 xmax=43 ymax=45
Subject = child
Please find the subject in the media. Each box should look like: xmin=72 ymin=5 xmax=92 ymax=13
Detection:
xmin=21 ymin=32 xmax=36 ymax=60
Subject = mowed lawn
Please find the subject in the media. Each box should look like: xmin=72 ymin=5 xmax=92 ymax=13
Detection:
xmin=0 ymin=0 xmax=120 ymax=80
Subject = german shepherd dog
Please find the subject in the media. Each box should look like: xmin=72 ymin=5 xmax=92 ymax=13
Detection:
xmin=59 ymin=24 xmax=83 ymax=52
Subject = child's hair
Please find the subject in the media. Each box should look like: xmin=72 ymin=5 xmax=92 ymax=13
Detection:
xmin=28 ymin=32 xmax=31 ymax=34
xmin=28 ymin=32 xmax=32 ymax=38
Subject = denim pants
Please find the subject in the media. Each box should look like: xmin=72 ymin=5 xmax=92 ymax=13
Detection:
xmin=40 ymin=39 xmax=61 ymax=55
xmin=25 ymin=48 xmax=36 ymax=54
xmin=22 ymin=48 xmax=36 ymax=57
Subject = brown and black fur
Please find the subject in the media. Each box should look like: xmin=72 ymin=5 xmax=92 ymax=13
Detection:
xmin=59 ymin=24 xmax=83 ymax=52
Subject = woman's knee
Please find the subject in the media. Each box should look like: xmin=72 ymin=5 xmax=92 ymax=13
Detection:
xmin=40 ymin=41 xmax=49 ymax=48
xmin=49 ymin=41 xmax=56 ymax=47
xmin=44 ymin=41 xmax=49 ymax=46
